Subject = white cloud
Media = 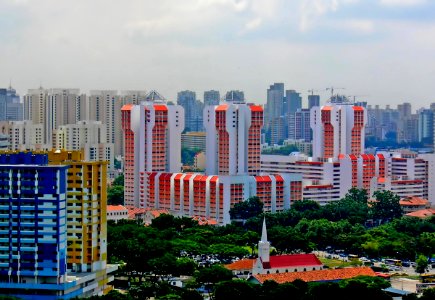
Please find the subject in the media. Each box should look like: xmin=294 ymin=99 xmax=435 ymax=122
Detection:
xmin=380 ymin=0 xmax=426 ymax=6
xmin=243 ymin=17 xmax=263 ymax=31
xmin=299 ymin=0 xmax=359 ymax=31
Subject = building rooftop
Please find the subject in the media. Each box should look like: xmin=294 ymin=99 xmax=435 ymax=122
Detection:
xmin=251 ymin=266 xmax=376 ymax=284
xmin=405 ymin=208 xmax=435 ymax=219
xmin=262 ymin=253 xmax=323 ymax=269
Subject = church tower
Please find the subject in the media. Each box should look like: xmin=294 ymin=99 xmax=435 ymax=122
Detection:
xmin=258 ymin=218 xmax=270 ymax=264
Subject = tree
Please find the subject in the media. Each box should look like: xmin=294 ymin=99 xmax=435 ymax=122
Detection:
xmin=416 ymin=254 xmax=429 ymax=274
xmin=194 ymin=265 xmax=233 ymax=299
xmin=112 ymin=174 xmax=124 ymax=186
xmin=229 ymin=196 xmax=264 ymax=221
xmin=108 ymin=185 xmax=124 ymax=205
xmin=370 ymin=190 xmax=402 ymax=223
xmin=214 ymin=280 xmax=256 ymax=300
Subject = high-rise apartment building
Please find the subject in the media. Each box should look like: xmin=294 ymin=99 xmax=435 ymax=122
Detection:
xmin=289 ymin=108 xmax=311 ymax=142
xmin=0 ymin=120 xmax=47 ymax=150
xmin=311 ymin=103 xmax=367 ymax=159
xmin=88 ymin=90 xmax=123 ymax=157
xmin=121 ymin=102 xmax=184 ymax=207
xmin=204 ymin=90 xmax=220 ymax=106
xmin=0 ymin=151 xmax=116 ymax=299
xmin=204 ymin=102 xmax=263 ymax=176
xmin=24 ymin=88 xmax=86 ymax=145
xmin=52 ymin=120 xmax=114 ymax=170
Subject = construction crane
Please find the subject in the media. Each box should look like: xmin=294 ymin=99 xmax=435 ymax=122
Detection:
xmin=308 ymin=89 xmax=319 ymax=96
xmin=326 ymin=87 xmax=345 ymax=98
xmin=348 ymin=95 xmax=370 ymax=104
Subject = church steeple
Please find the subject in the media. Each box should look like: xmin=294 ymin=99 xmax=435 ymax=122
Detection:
xmin=261 ymin=217 xmax=268 ymax=242
xmin=258 ymin=218 xmax=270 ymax=263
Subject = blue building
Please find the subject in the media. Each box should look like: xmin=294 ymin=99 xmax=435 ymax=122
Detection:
xmin=0 ymin=152 xmax=116 ymax=299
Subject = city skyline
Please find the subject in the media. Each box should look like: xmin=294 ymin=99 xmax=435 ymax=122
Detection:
xmin=1 ymin=1 xmax=435 ymax=108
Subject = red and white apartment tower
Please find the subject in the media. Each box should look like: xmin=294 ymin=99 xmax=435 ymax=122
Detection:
xmin=121 ymin=102 xmax=184 ymax=207
xmin=204 ymin=102 xmax=264 ymax=175
xmin=311 ymin=103 xmax=367 ymax=159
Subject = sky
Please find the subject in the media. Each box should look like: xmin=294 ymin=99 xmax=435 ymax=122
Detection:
xmin=1 ymin=0 xmax=435 ymax=109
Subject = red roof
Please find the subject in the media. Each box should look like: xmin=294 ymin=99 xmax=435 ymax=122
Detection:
xmin=225 ymin=259 xmax=255 ymax=271
xmin=216 ymin=104 xmax=228 ymax=111
xmin=121 ymin=104 xmax=134 ymax=111
xmin=400 ymin=196 xmax=429 ymax=206
xmin=322 ymin=106 xmax=333 ymax=111
xmin=405 ymin=208 xmax=435 ymax=219
xmin=353 ymin=106 xmax=364 ymax=111
xmin=107 ymin=205 xmax=127 ymax=212
xmin=264 ymin=254 xmax=322 ymax=269
xmin=154 ymin=104 xmax=168 ymax=111
xmin=252 ymin=267 xmax=376 ymax=284
xmin=249 ymin=105 xmax=263 ymax=112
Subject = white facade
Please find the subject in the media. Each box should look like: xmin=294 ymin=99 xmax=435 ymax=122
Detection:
xmin=261 ymin=154 xmax=352 ymax=205
xmin=311 ymin=103 xmax=367 ymax=159
xmin=0 ymin=120 xmax=49 ymax=150
xmin=107 ymin=205 xmax=129 ymax=223
xmin=53 ymin=120 xmax=114 ymax=169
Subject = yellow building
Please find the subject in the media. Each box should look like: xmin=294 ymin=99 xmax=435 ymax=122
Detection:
xmin=47 ymin=150 xmax=108 ymax=273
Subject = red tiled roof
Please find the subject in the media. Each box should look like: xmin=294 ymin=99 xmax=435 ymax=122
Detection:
xmin=352 ymin=106 xmax=364 ymax=111
xmin=225 ymin=259 xmax=255 ymax=271
xmin=107 ymin=205 xmax=127 ymax=212
xmin=265 ymin=253 xmax=322 ymax=269
xmin=252 ymin=267 xmax=376 ymax=284
xmin=405 ymin=208 xmax=435 ymax=219
xmin=400 ymin=196 xmax=429 ymax=206
xmin=154 ymin=104 xmax=168 ymax=111
xmin=216 ymin=104 xmax=228 ymax=111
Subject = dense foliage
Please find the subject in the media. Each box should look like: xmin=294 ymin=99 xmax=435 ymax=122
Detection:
xmin=108 ymin=174 xmax=124 ymax=205
xmin=104 ymin=188 xmax=435 ymax=299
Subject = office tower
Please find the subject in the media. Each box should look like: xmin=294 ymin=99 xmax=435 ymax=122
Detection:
xmin=311 ymin=102 xmax=367 ymax=159
xmin=224 ymin=90 xmax=245 ymax=103
xmin=266 ymin=83 xmax=284 ymax=125
xmin=24 ymin=88 xmax=86 ymax=145
xmin=204 ymin=102 xmax=263 ymax=176
xmin=121 ymin=102 xmax=184 ymax=207
xmin=269 ymin=116 xmax=286 ymax=146
xmin=204 ymin=90 xmax=220 ymax=106
xmin=290 ymin=108 xmax=312 ymax=142
xmin=286 ymin=90 xmax=302 ymax=115
xmin=52 ymin=120 xmax=114 ymax=169
xmin=308 ymin=94 xmax=320 ymax=109
xmin=0 ymin=86 xmax=23 ymax=121
xmin=88 ymin=90 xmax=123 ymax=157
xmin=418 ymin=109 xmax=433 ymax=144
xmin=177 ymin=90 xmax=203 ymax=132
xmin=0 ymin=120 xmax=46 ymax=150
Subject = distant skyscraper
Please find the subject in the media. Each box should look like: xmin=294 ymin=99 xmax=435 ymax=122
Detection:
xmin=177 ymin=90 xmax=203 ymax=132
xmin=286 ymin=90 xmax=302 ymax=115
xmin=121 ymin=101 xmax=184 ymax=207
xmin=266 ymin=83 xmax=284 ymax=125
xmin=204 ymin=90 xmax=220 ymax=106
xmin=0 ymin=120 xmax=45 ymax=150
xmin=290 ymin=108 xmax=312 ymax=142
xmin=224 ymin=90 xmax=245 ymax=103
xmin=308 ymin=94 xmax=320 ymax=109
xmin=418 ymin=109 xmax=433 ymax=144
xmin=0 ymin=86 xmax=22 ymax=121
xmin=88 ymin=90 xmax=123 ymax=156
xmin=24 ymin=88 xmax=86 ymax=145
xmin=204 ymin=102 xmax=263 ymax=175
xmin=311 ymin=102 xmax=367 ymax=159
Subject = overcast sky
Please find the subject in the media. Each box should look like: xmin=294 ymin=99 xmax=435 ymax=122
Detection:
xmin=1 ymin=0 xmax=435 ymax=109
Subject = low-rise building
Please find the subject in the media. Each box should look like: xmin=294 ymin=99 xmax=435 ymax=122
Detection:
xmin=107 ymin=205 xmax=129 ymax=222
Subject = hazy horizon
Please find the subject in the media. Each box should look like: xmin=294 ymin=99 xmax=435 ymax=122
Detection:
xmin=2 ymin=0 xmax=435 ymax=109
